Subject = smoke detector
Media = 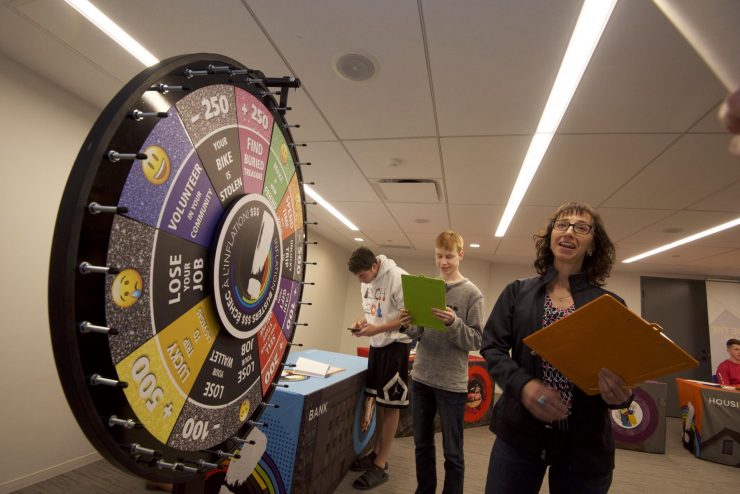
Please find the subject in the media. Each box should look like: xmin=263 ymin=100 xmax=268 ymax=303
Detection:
xmin=335 ymin=53 xmax=378 ymax=82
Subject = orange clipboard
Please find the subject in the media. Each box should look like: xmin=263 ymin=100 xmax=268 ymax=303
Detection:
xmin=523 ymin=294 xmax=699 ymax=395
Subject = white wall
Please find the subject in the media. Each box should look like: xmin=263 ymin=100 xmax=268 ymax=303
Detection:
xmin=0 ymin=54 xmax=101 ymax=493
xmin=290 ymin=232 xmax=355 ymax=352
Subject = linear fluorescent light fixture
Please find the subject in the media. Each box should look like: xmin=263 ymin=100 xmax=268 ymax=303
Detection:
xmin=495 ymin=0 xmax=618 ymax=237
xmin=303 ymin=185 xmax=359 ymax=231
xmin=622 ymin=217 xmax=740 ymax=263
xmin=65 ymin=0 xmax=159 ymax=66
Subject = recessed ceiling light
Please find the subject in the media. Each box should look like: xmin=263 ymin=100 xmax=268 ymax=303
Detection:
xmin=469 ymin=243 xmax=480 ymax=248
xmin=354 ymin=238 xmax=364 ymax=242
xmin=335 ymin=53 xmax=377 ymax=82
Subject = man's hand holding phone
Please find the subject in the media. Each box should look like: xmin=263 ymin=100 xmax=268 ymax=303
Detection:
xmin=348 ymin=317 xmax=367 ymax=337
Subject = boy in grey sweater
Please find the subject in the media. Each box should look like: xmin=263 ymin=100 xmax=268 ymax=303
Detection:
xmin=400 ymin=230 xmax=484 ymax=494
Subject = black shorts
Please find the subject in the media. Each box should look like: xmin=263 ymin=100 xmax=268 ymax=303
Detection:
xmin=366 ymin=341 xmax=410 ymax=408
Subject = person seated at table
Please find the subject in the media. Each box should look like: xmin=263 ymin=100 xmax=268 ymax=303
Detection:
xmin=716 ymin=338 xmax=740 ymax=385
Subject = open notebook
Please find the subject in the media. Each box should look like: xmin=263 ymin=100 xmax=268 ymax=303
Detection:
xmin=523 ymin=294 xmax=699 ymax=395
xmin=291 ymin=356 xmax=345 ymax=378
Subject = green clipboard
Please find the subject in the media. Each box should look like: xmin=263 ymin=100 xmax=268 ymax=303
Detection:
xmin=401 ymin=274 xmax=447 ymax=331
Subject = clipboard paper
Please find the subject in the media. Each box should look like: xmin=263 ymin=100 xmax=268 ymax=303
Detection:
xmin=401 ymin=274 xmax=446 ymax=331
xmin=523 ymin=294 xmax=699 ymax=395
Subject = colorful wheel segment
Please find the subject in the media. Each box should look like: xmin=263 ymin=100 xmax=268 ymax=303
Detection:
xmin=48 ymin=54 xmax=306 ymax=481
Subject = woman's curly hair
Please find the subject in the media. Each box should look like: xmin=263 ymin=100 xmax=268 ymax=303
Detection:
xmin=533 ymin=202 xmax=615 ymax=287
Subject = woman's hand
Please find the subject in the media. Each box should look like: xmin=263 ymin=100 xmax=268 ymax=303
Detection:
xmin=598 ymin=368 xmax=632 ymax=405
xmin=521 ymin=379 xmax=570 ymax=423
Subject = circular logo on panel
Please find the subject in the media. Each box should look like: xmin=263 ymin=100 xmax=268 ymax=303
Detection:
xmin=610 ymin=387 xmax=658 ymax=443
xmin=212 ymin=194 xmax=282 ymax=339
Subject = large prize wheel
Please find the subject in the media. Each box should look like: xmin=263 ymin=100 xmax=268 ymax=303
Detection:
xmin=48 ymin=54 xmax=308 ymax=482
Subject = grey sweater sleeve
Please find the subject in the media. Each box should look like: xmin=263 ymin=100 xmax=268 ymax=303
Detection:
xmin=402 ymin=324 xmax=424 ymax=339
xmin=446 ymin=280 xmax=484 ymax=351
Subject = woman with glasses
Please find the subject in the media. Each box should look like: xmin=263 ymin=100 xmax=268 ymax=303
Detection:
xmin=481 ymin=201 xmax=633 ymax=494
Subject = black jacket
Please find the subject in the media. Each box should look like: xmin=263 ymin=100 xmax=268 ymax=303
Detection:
xmin=481 ymin=267 xmax=628 ymax=473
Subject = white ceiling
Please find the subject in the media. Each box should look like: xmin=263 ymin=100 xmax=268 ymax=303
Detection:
xmin=2 ymin=0 xmax=739 ymax=278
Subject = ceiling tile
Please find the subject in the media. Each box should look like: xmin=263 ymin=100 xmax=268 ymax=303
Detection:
xmin=15 ymin=0 xmax=140 ymax=81
xmin=333 ymin=202 xmax=398 ymax=233
xmin=448 ymin=204 xmax=503 ymax=239
xmin=603 ymin=134 xmax=740 ymax=209
xmin=385 ymin=203 xmax=449 ymax=233
xmin=363 ymin=230 xmax=413 ymax=249
xmin=629 ymin=244 xmax=734 ymax=265
xmin=494 ymin=236 xmax=537 ymax=259
xmin=688 ymin=102 xmax=726 ymax=133
xmin=525 ymin=134 xmax=677 ymax=207
xmin=442 ymin=136 xmax=530 ymax=205
xmin=620 ymin=210 xmax=738 ymax=245
xmin=687 ymin=180 xmax=740 ymax=213
xmin=0 ymin=2 xmax=124 ymax=108
xmin=597 ymin=208 xmax=675 ymax=243
xmin=299 ymin=142 xmax=379 ymax=202
xmin=345 ymin=138 xmax=442 ymax=179
xmin=693 ymin=222 xmax=740 ymax=249
xmin=560 ymin=0 xmax=725 ymax=133
xmin=248 ymin=0 xmax=435 ymax=139
xmin=686 ymin=249 xmax=740 ymax=273
xmin=406 ymin=232 xmax=440 ymax=251
xmin=424 ymin=0 xmax=583 ymax=136
xmin=503 ymin=205 xmax=559 ymax=238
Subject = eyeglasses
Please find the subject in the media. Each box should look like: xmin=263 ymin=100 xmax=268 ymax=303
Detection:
xmin=552 ymin=219 xmax=593 ymax=235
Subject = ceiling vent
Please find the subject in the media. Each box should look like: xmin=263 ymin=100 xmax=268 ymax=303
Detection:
xmin=375 ymin=179 xmax=441 ymax=203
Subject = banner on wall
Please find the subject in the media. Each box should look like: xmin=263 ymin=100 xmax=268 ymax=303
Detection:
xmin=706 ymin=281 xmax=740 ymax=377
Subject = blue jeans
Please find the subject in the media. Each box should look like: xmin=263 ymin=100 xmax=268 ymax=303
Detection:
xmin=412 ymin=380 xmax=467 ymax=494
xmin=485 ymin=437 xmax=613 ymax=494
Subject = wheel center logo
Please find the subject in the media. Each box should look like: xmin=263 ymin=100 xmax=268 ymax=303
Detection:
xmin=212 ymin=194 xmax=282 ymax=339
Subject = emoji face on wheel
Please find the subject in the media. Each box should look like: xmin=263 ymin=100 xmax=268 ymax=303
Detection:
xmin=279 ymin=142 xmax=289 ymax=165
xmin=141 ymin=145 xmax=171 ymax=185
xmin=239 ymin=399 xmax=251 ymax=422
xmin=111 ymin=268 xmax=143 ymax=308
